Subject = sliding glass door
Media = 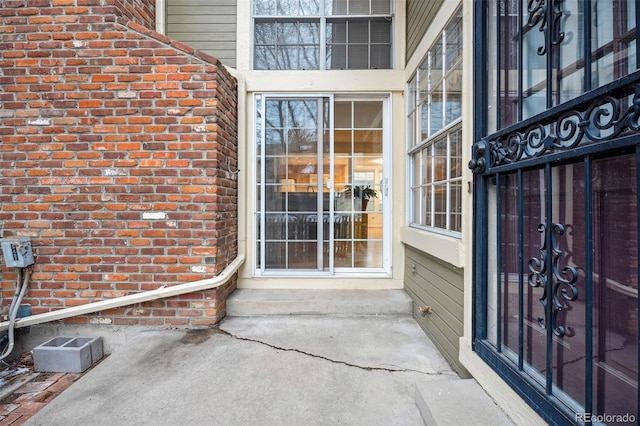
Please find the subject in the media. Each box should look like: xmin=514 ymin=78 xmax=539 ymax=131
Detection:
xmin=255 ymin=95 xmax=387 ymax=275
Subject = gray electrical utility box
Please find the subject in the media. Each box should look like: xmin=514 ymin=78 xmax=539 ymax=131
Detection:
xmin=1 ymin=238 xmax=35 ymax=268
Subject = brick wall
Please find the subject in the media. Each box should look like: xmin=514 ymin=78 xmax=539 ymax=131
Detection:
xmin=0 ymin=0 xmax=239 ymax=327
xmin=109 ymin=0 xmax=156 ymax=31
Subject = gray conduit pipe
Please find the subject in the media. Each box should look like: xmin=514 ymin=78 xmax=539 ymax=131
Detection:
xmin=0 ymin=267 xmax=31 ymax=362
xmin=0 ymin=254 xmax=244 ymax=333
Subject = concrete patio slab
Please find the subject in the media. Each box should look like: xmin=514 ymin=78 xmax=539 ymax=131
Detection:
xmin=24 ymin=314 xmax=512 ymax=426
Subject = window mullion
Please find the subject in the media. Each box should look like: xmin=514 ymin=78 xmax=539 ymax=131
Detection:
xmin=345 ymin=20 xmax=350 ymax=69
xmin=430 ymin=143 xmax=435 ymax=227
xmin=443 ymin=9 xmax=454 ymax=230
xmin=446 ymin=132 xmax=451 ymax=231
xmin=427 ymin=51 xmax=432 ymax=137
xmin=442 ymin=28 xmax=447 ymax=130
xmin=368 ymin=19 xmax=372 ymax=69
xmin=320 ymin=17 xmax=326 ymax=70
xmin=417 ymin=81 xmax=423 ymax=226
xmin=420 ymin=150 xmax=424 ymax=226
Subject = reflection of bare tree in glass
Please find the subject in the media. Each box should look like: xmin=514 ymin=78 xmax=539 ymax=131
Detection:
xmin=254 ymin=0 xmax=320 ymax=16
xmin=254 ymin=22 xmax=277 ymax=69
xmin=253 ymin=0 xmax=390 ymax=70
xmin=265 ymin=100 xmax=318 ymax=154
xmin=262 ymin=98 xmax=320 ymax=222
xmin=254 ymin=21 xmax=320 ymax=69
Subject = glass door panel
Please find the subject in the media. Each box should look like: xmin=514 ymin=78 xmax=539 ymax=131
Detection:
xmin=257 ymin=96 xmax=386 ymax=274
xmin=590 ymin=154 xmax=638 ymax=417
xmin=486 ymin=160 xmax=638 ymax=419
xmin=334 ymin=100 xmax=384 ymax=270
xmin=260 ymin=97 xmax=325 ymax=272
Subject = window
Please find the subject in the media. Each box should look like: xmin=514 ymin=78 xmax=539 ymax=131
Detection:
xmin=407 ymin=9 xmax=462 ymax=234
xmin=489 ymin=0 xmax=638 ymax=133
xmin=253 ymin=0 xmax=393 ymax=70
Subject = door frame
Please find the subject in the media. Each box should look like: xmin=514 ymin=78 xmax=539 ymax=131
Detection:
xmin=253 ymin=93 xmax=392 ymax=277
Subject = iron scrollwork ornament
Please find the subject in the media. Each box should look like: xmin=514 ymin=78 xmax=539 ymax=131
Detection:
xmin=528 ymin=223 xmax=578 ymax=337
xmin=527 ymin=0 xmax=565 ymax=56
xmin=488 ymin=85 xmax=640 ymax=169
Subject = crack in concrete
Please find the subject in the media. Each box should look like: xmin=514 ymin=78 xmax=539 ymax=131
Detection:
xmin=216 ymin=327 xmax=456 ymax=377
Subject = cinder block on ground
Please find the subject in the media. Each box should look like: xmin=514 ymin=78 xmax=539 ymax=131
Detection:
xmin=33 ymin=336 xmax=103 ymax=373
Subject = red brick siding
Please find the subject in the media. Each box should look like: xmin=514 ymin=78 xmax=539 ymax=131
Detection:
xmin=108 ymin=0 xmax=156 ymax=31
xmin=0 ymin=0 xmax=239 ymax=327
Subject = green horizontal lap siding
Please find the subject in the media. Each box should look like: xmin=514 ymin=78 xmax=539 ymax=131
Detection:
xmin=404 ymin=245 xmax=470 ymax=378
xmin=406 ymin=0 xmax=444 ymax=63
xmin=167 ymin=0 xmax=237 ymax=68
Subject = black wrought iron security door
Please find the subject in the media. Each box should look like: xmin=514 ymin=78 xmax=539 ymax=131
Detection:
xmin=471 ymin=1 xmax=639 ymax=424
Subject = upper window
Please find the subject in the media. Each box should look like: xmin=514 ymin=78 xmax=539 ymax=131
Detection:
xmin=253 ymin=0 xmax=393 ymax=70
xmin=407 ymin=8 xmax=462 ymax=234
xmin=487 ymin=0 xmax=638 ymax=134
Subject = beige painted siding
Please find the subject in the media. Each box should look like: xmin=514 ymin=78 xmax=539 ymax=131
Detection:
xmin=406 ymin=0 xmax=443 ymax=63
xmin=166 ymin=0 xmax=237 ymax=68
xmin=404 ymin=245 xmax=470 ymax=377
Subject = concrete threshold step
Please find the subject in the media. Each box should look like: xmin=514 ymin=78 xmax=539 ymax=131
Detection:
xmin=226 ymin=289 xmax=412 ymax=317
xmin=415 ymin=379 xmax=513 ymax=426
